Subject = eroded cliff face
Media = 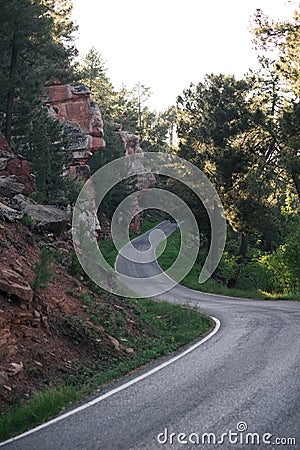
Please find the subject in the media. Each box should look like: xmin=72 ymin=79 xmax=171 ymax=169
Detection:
xmin=0 ymin=132 xmax=70 ymax=234
xmin=43 ymin=82 xmax=155 ymax=233
xmin=0 ymin=133 xmax=36 ymax=197
xmin=118 ymin=131 xmax=156 ymax=232
xmin=43 ymin=81 xmax=105 ymax=179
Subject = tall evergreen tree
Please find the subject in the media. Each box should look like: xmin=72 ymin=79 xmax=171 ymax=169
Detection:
xmin=176 ymin=74 xmax=277 ymax=272
xmin=0 ymin=0 xmax=76 ymax=145
xmin=252 ymin=5 xmax=300 ymax=204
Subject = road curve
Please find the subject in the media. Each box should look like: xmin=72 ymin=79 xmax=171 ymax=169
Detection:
xmin=1 ymin=222 xmax=300 ymax=449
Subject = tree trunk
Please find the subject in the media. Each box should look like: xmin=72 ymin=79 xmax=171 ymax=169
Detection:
xmin=5 ymin=29 xmax=18 ymax=145
xmin=291 ymin=171 xmax=300 ymax=212
xmin=228 ymin=233 xmax=249 ymax=288
xmin=237 ymin=233 xmax=249 ymax=264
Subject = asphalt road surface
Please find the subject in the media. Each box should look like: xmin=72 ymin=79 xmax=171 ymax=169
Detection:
xmin=2 ymin=221 xmax=300 ymax=450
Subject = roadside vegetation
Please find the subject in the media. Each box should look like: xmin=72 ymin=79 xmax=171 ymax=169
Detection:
xmin=1 ymin=0 xmax=300 ymax=444
xmin=100 ymin=218 xmax=299 ymax=301
xmin=0 ymin=293 xmax=211 ymax=442
xmin=156 ymin=224 xmax=300 ymax=301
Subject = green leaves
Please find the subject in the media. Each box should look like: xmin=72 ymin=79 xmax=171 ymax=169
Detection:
xmin=31 ymin=247 xmax=54 ymax=293
xmin=177 ymin=73 xmax=274 ymax=234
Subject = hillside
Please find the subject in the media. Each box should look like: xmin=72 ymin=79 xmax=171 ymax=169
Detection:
xmin=0 ymin=220 xmax=142 ymax=413
xmin=0 ymin=208 xmax=212 ymax=444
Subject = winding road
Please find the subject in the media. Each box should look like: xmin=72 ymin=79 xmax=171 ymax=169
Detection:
xmin=1 ymin=222 xmax=300 ymax=449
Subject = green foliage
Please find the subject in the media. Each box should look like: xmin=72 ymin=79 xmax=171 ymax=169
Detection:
xmin=31 ymin=247 xmax=54 ymax=293
xmin=177 ymin=73 xmax=276 ymax=237
xmin=251 ymin=6 xmax=300 ymax=203
xmin=18 ymin=108 xmax=82 ymax=206
xmin=70 ymin=251 xmax=85 ymax=277
xmin=0 ymin=0 xmax=76 ymax=144
xmin=260 ymin=222 xmax=300 ymax=294
xmin=0 ymin=385 xmax=79 ymax=442
xmin=46 ymin=174 xmax=84 ymax=207
xmin=77 ymin=48 xmax=139 ymax=132
xmin=19 ymin=109 xmax=69 ymax=203
xmin=21 ymin=213 xmax=34 ymax=228
xmin=252 ymin=6 xmax=300 ymax=97
xmin=0 ymin=0 xmax=78 ymax=207
xmin=140 ymin=106 xmax=176 ymax=152
xmin=176 ymin=19 xmax=300 ymax=293
xmin=77 ymin=48 xmax=117 ymax=122
xmin=0 ymin=297 xmax=211 ymax=441
xmin=62 ymin=315 xmax=92 ymax=346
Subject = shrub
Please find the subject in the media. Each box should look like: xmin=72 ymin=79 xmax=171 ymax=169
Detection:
xmin=31 ymin=247 xmax=54 ymax=294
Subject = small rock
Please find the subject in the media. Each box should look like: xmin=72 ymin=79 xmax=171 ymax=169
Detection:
xmin=108 ymin=335 xmax=120 ymax=350
xmin=3 ymin=385 xmax=12 ymax=392
xmin=0 ymin=266 xmax=33 ymax=302
xmin=0 ymin=200 xmax=23 ymax=221
xmin=125 ymin=348 xmax=135 ymax=354
xmin=8 ymin=361 xmax=23 ymax=376
xmin=0 ymin=371 xmax=9 ymax=385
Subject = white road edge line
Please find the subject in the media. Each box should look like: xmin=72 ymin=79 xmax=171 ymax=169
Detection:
xmin=0 ymin=316 xmax=221 ymax=447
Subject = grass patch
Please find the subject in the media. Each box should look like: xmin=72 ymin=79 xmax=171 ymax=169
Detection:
xmin=182 ymin=269 xmax=267 ymax=300
xmin=0 ymin=299 xmax=211 ymax=442
xmin=98 ymin=239 xmax=118 ymax=268
xmin=0 ymin=386 xmax=80 ymax=442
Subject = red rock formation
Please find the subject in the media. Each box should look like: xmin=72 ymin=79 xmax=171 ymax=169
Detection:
xmin=0 ymin=132 xmax=36 ymax=196
xmin=43 ymin=82 xmax=155 ymax=233
xmin=0 ymin=266 xmax=33 ymax=303
xmin=43 ymin=81 xmax=105 ymax=179
xmin=118 ymin=131 xmax=156 ymax=232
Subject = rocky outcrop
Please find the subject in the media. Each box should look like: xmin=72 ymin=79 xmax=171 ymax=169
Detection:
xmin=12 ymin=194 xmax=69 ymax=235
xmin=43 ymin=82 xmax=155 ymax=233
xmin=119 ymin=132 xmax=142 ymax=156
xmin=43 ymin=81 xmax=105 ymax=179
xmin=0 ymin=133 xmax=36 ymax=222
xmin=0 ymin=132 xmax=36 ymax=196
xmin=0 ymin=133 xmax=70 ymax=233
xmin=0 ymin=202 xmax=23 ymax=222
xmin=0 ymin=266 xmax=33 ymax=303
xmin=118 ymin=131 xmax=156 ymax=232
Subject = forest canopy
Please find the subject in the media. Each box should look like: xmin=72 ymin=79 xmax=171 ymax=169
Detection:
xmin=0 ymin=1 xmax=299 ymax=296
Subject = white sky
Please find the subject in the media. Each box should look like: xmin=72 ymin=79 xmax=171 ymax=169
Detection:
xmin=72 ymin=0 xmax=297 ymax=111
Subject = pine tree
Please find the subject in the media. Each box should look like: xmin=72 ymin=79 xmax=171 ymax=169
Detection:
xmin=176 ymin=73 xmax=277 ymax=274
xmin=251 ymin=5 xmax=300 ymax=204
xmin=0 ymin=0 xmax=76 ymax=145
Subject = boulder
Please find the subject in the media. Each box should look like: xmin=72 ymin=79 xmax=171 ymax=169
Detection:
xmin=0 ymin=132 xmax=36 ymax=196
xmin=0 ymin=201 xmax=23 ymax=222
xmin=5 ymin=157 xmax=36 ymax=195
xmin=12 ymin=194 xmax=69 ymax=235
xmin=0 ymin=176 xmax=26 ymax=198
xmin=0 ymin=266 xmax=33 ymax=302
